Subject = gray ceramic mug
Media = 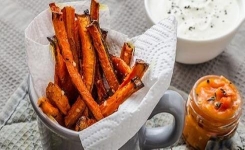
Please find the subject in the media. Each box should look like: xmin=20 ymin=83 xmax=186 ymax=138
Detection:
xmin=29 ymin=76 xmax=185 ymax=150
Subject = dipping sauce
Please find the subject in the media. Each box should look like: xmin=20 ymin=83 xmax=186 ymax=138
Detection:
xmin=148 ymin=0 xmax=240 ymax=40
xmin=182 ymin=75 xmax=242 ymax=150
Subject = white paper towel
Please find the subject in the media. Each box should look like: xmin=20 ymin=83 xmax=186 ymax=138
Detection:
xmin=25 ymin=1 xmax=177 ymax=149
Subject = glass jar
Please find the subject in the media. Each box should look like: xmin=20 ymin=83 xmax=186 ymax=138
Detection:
xmin=182 ymin=75 xmax=242 ymax=150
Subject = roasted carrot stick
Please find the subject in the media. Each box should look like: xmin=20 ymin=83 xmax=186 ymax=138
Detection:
xmin=100 ymin=76 xmax=144 ymax=117
xmin=64 ymin=96 xmax=86 ymax=128
xmin=87 ymin=21 xmax=119 ymax=92
xmin=46 ymin=82 xmax=70 ymax=115
xmin=74 ymin=19 xmax=82 ymax=75
xmin=38 ymin=97 xmax=64 ymax=125
xmin=120 ymin=42 xmax=134 ymax=66
xmin=90 ymin=0 xmax=100 ymax=21
xmin=62 ymin=6 xmax=79 ymax=71
xmin=77 ymin=14 xmax=96 ymax=92
xmin=47 ymin=36 xmax=65 ymax=85
xmin=94 ymin=62 xmax=108 ymax=103
xmin=119 ymin=59 xmax=149 ymax=89
xmin=50 ymin=5 xmax=103 ymax=121
xmin=111 ymin=55 xmax=131 ymax=80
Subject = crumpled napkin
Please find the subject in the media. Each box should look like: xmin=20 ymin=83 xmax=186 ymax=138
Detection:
xmin=25 ymin=1 xmax=177 ymax=149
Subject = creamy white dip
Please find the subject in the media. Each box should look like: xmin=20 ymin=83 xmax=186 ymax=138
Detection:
xmin=148 ymin=0 xmax=240 ymax=40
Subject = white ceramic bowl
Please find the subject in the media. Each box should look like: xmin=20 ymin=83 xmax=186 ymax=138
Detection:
xmin=144 ymin=0 xmax=245 ymax=64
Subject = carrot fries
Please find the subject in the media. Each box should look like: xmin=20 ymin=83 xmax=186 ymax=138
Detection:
xmin=87 ymin=22 xmax=119 ymax=92
xmin=38 ymin=1 xmax=148 ymax=131
xmin=120 ymin=42 xmax=134 ymax=66
xmin=50 ymin=3 xmax=103 ymax=121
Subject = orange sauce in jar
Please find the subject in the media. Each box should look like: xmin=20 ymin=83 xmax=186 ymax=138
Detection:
xmin=182 ymin=75 xmax=242 ymax=150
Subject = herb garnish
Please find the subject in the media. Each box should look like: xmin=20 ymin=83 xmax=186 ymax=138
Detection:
xmin=215 ymin=102 xmax=222 ymax=109
xmin=220 ymin=88 xmax=227 ymax=96
xmin=207 ymin=79 xmax=210 ymax=83
xmin=189 ymin=26 xmax=195 ymax=31
xmin=225 ymin=10 xmax=227 ymax=15
xmin=207 ymin=96 xmax=216 ymax=101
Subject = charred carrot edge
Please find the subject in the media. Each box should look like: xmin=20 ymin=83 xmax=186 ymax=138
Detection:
xmin=62 ymin=6 xmax=79 ymax=71
xmin=90 ymin=0 xmax=100 ymax=21
xmin=77 ymin=14 xmax=96 ymax=92
xmin=119 ymin=59 xmax=149 ymax=89
xmin=87 ymin=21 xmax=119 ymax=92
xmin=64 ymin=96 xmax=86 ymax=128
xmin=50 ymin=5 xmax=103 ymax=121
xmin=38 ymin=97 xmax=64 ymax=125
xmin=100 ymin=77 xmax=144 ymax=117
xmin=46 ymin=82 xmax=71 ymax=115
xmin=120 ymin=42 xmax=134 ymax=66
xmin=111 ymin=55 xmax=131 ymax=78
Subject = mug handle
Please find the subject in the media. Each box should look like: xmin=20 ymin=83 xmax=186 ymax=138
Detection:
xmin=138 ymin=90 xmax=186 ymax=150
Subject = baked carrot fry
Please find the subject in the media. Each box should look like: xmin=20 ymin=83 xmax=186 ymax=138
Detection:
xmin=62 ymin=6 xmax=79 ymax=71
xmin=74 ymin=19 xmax=82 ymax=75
xmin=100 ymin=76 xmax=144 ymax=117
xmin=75 ymin=116 xmax=96 ymax=131
xmin=94 ymin=63 xmax=108 ymax=103
xmin=46 ymin=82 xmax=70 ymax=115
xmin=64 ymin=96 xmax=86 ymax=128
xmin=47 ymin=36 xmax=66 ymax=84
xmin=87 ymin=22 xmax=119 ymax=92
xmin=120 ymin=42 xmax=134 ymax=66
xmin=111 ymin=55 xmax=131 ymax=78
xmin=62 ymin=6 xmax=75 ymax=39
xmin=50 ymin=5 xmax=104 ymax=121
xmin=77 ymin=14 xmax=96 ymax=92
xmin=47 ymin=37 xmax=61 ymax=85
xmin=90 ymin=0 xmax=100 ymax=21
xmin=38 ymin=97 xmax=64 ymax=125
xmin=119 ymin=59 xmax=149 ymax=89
